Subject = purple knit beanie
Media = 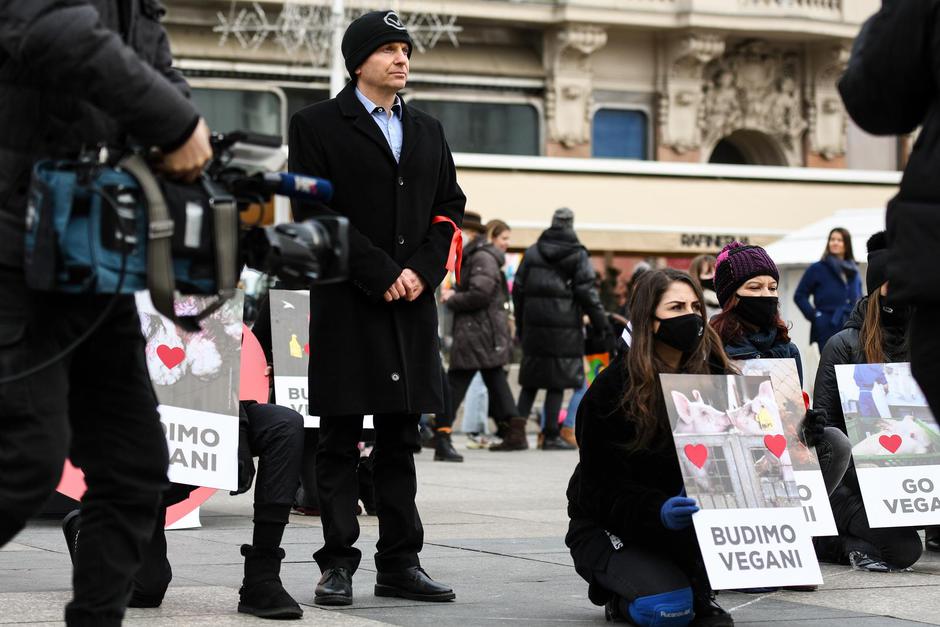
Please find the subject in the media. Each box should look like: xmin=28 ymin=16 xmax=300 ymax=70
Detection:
xmin=713 ymin=242 xmax=779 ymax=309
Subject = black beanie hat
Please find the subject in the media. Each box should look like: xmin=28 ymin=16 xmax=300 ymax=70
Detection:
xmin=341 ymin=11 xmax=414 ymax=79
xmin=866 ymin=231 xmax=888 ymax=294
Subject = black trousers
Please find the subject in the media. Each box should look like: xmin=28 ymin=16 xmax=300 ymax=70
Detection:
xmin=0 ymin=269 xmax=168 ymax=627
xmin=134 ymin=403 xmax=305 ymax=598
xmin=815 ymin=465 xmax=923 ymax=569
xmin=315 ymin=413 xmax=422 ymax=573
xmin=594 ymin=546 xmax=693 ymax=604
xmin=517 ymin=387 xmax=564 ymax=437
xmin=435 ymin=366 xmax=519 ymax=431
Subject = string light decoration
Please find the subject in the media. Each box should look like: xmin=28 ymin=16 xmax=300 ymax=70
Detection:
xmin=214 ymin=1 xmax=461 ymax=66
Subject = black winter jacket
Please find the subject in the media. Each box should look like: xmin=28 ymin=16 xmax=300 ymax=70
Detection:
xmin=288 ymin=82 xmax=465 ymax=416
xmin=446 ymin=235 xmax=511 ymax=371
xmin=812 ymin=297 xmax=909 ymax=433
xmin=0 ymin=0 xmax=199 ymax=267
xmin=724 ymin=327 xmax=804 ymax=385
xmin=838 ymin=0 xmax=940 ymax=305
xmin=513 ymin=226 xmax=610 ymax=389
xmin=566 ymin=350 xmax=725 ymax=603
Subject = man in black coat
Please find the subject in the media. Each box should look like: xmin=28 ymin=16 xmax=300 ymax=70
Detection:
xmin=513 ymin=208 xmax=611 ymax=450
xmin=838 ymin=0 xmax=940 ymax=415
xmin=0 ymin=1 xmax=211 ymax=624
xmin=287 ymin=10 xmax=464 ymax=606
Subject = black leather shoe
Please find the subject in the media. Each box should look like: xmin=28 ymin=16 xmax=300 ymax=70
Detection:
xmin=375 ymin=566 xmax=455 ymax=602
xmin=315 ymin=567 xmax=353 ymax=606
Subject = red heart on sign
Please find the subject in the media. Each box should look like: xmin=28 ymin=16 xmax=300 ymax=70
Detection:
xmin=684 ymin=444 xmax=708 ymax=469
xmin=879 ymin=434 xmax=902 ymax=454
xmin=157 ymin=345 xmax=185 ymax=369
xmin=764 ymin=434 xmax=787 ymax=458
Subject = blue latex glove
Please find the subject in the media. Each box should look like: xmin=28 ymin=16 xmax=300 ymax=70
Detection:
xmin=660 ymin=494 xmax=699 ymax=531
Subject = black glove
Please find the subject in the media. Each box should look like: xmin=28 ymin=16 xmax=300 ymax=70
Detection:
xmin=230 ymin=425 xmax=255 ymax=496
xmin=799 ymin=408 xmax=828 ymax=448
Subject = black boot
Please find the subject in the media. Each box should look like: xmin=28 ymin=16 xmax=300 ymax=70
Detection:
xmin=692 ymin=589 xmax=733 ymax=626
xmin=238 ymin=544 xmax=303 ymax=619
xmin=433 ymin=431 xmax=464 ymax=462
xmin=540 ymin=433 xmax=576 ymax=450
xmin=926 ymin=526 xmax=940 ymax=553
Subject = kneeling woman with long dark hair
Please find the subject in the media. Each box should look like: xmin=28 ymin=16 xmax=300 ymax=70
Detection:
xmin=566 ymin=268 xmax=734 ymax=626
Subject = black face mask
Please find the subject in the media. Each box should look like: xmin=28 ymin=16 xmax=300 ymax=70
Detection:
xmin=655 ymin=314 xmax=705 ymax=354
xmin=734 ymin=296 xmax=779 ymax=329
xmin=700 ymin=278 xmax=715 ymax=292
xmin=881 ymin=304 xmax=911 ymax=328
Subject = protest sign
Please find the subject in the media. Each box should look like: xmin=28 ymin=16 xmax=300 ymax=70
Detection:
xmin=661 ymin=373 xmax=821 ymax=589
xmin=735 ymin=359 xmax=837 ymax=535
xmin=835 ymin=362 xmax=940 ymax=527
xmin=137 ymin=292 xmax=243 ymax=491
xmin=269 ymin=289 xmax=313 ymax=426
xmin=269 ymin=289 xmax=373 ymax=429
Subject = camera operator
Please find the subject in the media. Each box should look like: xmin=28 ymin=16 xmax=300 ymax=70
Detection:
xmin=288 ymin=10 xmax=465 ymax=607
xmin=838 ymin=0 xmax=940 ymax=415
xmin=0 ymin=1 xmax=210 ymax=625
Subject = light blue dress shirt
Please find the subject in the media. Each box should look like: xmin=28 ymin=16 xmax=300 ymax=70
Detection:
xmin=355 ymin=87 xmax=403 ymax=163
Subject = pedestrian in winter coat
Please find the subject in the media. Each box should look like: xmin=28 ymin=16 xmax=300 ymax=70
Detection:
xmin=513 ymin=208 xmax=612 ymax=450
xmin=710 ymin=242 xmax=851 ymax=497
xmin=0 ymin=2 xmax=212 ymax=623
xmin=288 ymin=10 xmax=464 ymax=606
xmin=838 ymin=1 xmax=940 ymax=418
xmin=793 ymin=228 xmax=863 ymax=350
xmin=812 ymin=232 xmax=928 ymax=569
xmin=566 ymin=268 xmax=734 ymax=626
xmin=433 ymin=215 xmax=519 ymax=460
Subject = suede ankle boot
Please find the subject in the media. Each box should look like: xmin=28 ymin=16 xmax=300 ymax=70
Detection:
xmin=490 ymin=417 xmax=529 ymax=451
xmin=238 ymin=544 xmax=303 ymax=619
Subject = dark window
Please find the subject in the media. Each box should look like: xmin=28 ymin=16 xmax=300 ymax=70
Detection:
xmin=284 ymin=87 xmax=330 ymax=121
xmin=409 ymin=100 xmax=539 ymax=155
xmin=592 ymin=109 xmax=648 ymax=159
xmin=191 ymin=88 xmax=282 ymax=137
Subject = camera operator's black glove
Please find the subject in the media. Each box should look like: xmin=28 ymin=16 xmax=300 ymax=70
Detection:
xmin=799 ymin=408 xmax=828 ymax=448
xmin=231 ymin=423 xmax=255 ymax=496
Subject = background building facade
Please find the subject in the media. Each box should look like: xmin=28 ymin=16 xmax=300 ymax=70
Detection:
xmin=163 ymin=0 xmax=898 ymax=265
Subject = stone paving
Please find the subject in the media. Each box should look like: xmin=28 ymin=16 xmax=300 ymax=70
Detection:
xmin=2 ymin=440 xmax=939 ymax=626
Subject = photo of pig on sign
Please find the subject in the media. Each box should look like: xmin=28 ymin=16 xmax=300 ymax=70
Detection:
xmin=136 ymin=292 xmax=243 ymax=492
xmin=835 ymin=363 xmax=940 ymax=527
xmin=735 ymin=359 xmax=837 ymax=536
xmin=661 ymin=373 xmax=822 ymax=589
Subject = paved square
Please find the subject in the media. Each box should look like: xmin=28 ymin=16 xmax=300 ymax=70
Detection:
xmin=2 ymin=442 xmax=939 ymax=625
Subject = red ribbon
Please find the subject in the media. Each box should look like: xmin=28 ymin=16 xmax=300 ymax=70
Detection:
xmin=432 ymin=216 xmax=462 ymax=284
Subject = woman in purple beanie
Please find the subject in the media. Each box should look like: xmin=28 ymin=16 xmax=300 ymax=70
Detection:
xmin=710 ymin=242 xmax=851 ymax=498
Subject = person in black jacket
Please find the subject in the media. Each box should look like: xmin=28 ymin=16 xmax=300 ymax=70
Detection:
xmin=0 ymin=2 xmax=211 ymax=624
xmin=710 ymin=242 xmax=850 ymax=496
xmin=566 ymin=268 xmax=733 ymax=626
xmin=838 ymin=0 xmax=940 ymax=417
xmin=513 ymin=208 xmax=611 ymax=451
xmin=811 ymin=232 xmax=927 ymax=571
xmin=437 ymin=216 xmax=520 ymax=458
xmin=288 ymin=11 xmax=463 ymax=606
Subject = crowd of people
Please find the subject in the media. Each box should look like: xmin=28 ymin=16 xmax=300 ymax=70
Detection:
xmin=1 ymin=3 xmax=939 ymax=627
